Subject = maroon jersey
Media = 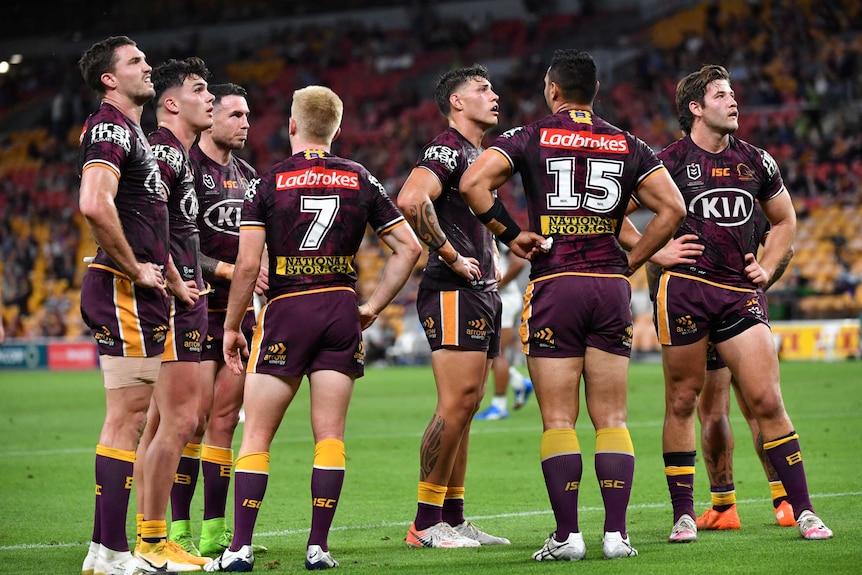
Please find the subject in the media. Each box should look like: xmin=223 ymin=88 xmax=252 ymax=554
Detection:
xmin=490 ymin=110 xmax=664 ymax=279
xmin=78 ymin=103 xmax=168 ymax=272
xmin=191 ymin=144 xmax=258 ymax=309
xmin=414 ymin=127 xmax=496 ymax=292
xmin=658 ymin=135 xmax=785 ymax=288
xmin=149 ymin=127 xmax=202 ymax=288
xmin=241 ymin=149 xmax=405 ymax=298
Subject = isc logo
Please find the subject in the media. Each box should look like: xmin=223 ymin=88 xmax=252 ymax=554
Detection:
xmin=313 ymin=497 xmax=337 ymax=508
xmin=242 ymin=498 xmax=263 ymax=509
xmin=711 ymin=167 xmax=730 ymax=177
xmin=599 ymin=479 xmax=626 ymax=489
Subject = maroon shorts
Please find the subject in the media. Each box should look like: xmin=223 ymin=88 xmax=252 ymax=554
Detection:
xmin=80 ymin=268 xmax=170 ymax=358
xmin=163 ymin=294 xmax=208 ymax=363
xmin=522 ymin=273 xmax=633 ymax=358
xmin=654 ymin=271 xmax=769 ymax=346
xmin=247 ymin=288 xmax=364 ymax=378
xmin=203 ymin=308 xmax=256 ymax=363
xmin=416 ymin=288 xmax=501 ymax=357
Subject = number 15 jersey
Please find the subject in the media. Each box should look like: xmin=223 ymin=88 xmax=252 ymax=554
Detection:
xmin=489 ymin=110 xmax=664 ymax=279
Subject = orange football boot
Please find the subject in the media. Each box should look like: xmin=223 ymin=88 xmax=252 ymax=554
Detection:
xmin=774 ymin=500 xmax=796 ymax=527
xmin=695 ymin=504 xmax=741 ymax=530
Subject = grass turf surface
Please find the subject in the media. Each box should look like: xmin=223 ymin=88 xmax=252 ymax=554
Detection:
xmin=0 ymin=361 xmax=859 ymax=573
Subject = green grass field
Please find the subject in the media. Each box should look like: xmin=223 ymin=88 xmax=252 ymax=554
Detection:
xmin=0 ymin=361 xmax=859 ymax=574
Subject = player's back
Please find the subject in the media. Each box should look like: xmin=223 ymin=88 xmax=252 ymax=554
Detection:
xmin=491 ymin=110 xmax=663 ymax=278
xmin=243 ymin=149 xmax=404 ymax=298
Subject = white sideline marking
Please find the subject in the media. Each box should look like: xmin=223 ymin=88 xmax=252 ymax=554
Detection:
xmin=1 ymin=411 xmax=857 ymax=458
xmin=1 ymin=491 xmax=858 ymax=551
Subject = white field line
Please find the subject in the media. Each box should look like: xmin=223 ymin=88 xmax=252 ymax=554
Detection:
xmin=1 ymin=490 xmax=858 ymax=551
xmin=1 ymin=410 xmax=856 ymax=458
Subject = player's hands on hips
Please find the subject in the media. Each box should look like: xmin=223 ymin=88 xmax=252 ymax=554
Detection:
xmin=223 ymin=329 xmax=248 ymax=376
xmin=170 ymin=279 xmax=200 ymax=308
xmin=650 ymin=234 xmax=704 ymax=268
xmin=132 ymin=262 xmax=168 ymax=297
xmin=440 ymin=253 xmax=482 ymax=282
xmin=358 ymin=302 xmax=379 ymax=330
xmin=255 ymin=266 xmax=269 ymax=295
xmin=744 ymin=252 xmax=770 ymax=288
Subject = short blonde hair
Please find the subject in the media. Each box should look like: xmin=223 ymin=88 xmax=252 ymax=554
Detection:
xmin=291 ymin=85 xmax=343 ymax=142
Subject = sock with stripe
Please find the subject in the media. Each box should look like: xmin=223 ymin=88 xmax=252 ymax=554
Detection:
xmin=595 ymin=427 xmax=634 ymax=535
xmin=664 ymin=451 xmax=696 ymax=522
xmin=95 ymin=445 xmax=135 ymax=552
xmin=540 ymin=428 xmax=582 ymax=537
xmin=233 ymin=452 xmax=270 ymax=551
xmin=202 ymin=444 xmax=233 ymax=521
xmin=308 ymin=438 xmax=345 ymax=551
xmin=170 ymin=443 xmax=201 ymax=523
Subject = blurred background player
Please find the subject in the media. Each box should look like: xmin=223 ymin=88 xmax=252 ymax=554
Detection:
xmin=132 ymin=56 xmax=212 ymax=571
xmin=205 ymin=85 xmax=420 ymax=571
xmin=475 ymin=239 xmax=532 ymax=420
xmin=166 ymin=83 xmax=268 ymax=558
xmin=461 ymin=49 xmax=685 ymax=561
xmin=397 ymin=64 xmax=511 ymax=548
xmin=77 ymin=35 xmax=173 ymax=575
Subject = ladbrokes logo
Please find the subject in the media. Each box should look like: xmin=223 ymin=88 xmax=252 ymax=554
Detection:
xmin=466 ymin=318 xmax=488 ymax=340
xmin=531 ymin=327 xmax=556 ymax=349
xmin=422 ymin=317 xmax=437 ymax=339
xmin=263 ymin=342 xmax=287 ymax=365
xmin=184 ymin=329 xmax=202 ymax=353
xmin=539 ymin=129 xmax=628 ymax=153
xmin=275 ymin=167 xmax=359 ymax=190
xmin=674 ymin=315 xmax=697 ymax=336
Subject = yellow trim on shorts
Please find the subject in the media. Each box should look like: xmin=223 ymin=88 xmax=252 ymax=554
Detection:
xmin=540 ymin=428 xmax=580 ymax=461
xmin=662 ymin=270 xmax=757 ymax=293
xmin=162 ymin=297 xmax=178 ymax=362
xmin=656 ymin=271 xmax=672 ymax=345
xmin=313 ymin=438 xmax=346 ymax=470
xmin=763 ymin=433 xmax=799 ymax=450
xmin=520 ymin=282 xmax=534 ymax=354
xmin=530 ymin=270 xmax=630 ymax=284
xmin=266 ymin=286 xmax=355 ymax=303
xmin=113 ymin=276 xmax=146 ymax=357
xmin=96 ymin=444 xmax=136 ymax=463
xmin=441 ymin=291 xmax=459 ymax=347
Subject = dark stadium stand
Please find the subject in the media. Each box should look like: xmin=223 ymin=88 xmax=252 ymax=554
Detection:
xmin=1 ymin=0 xmax=860 ymax=343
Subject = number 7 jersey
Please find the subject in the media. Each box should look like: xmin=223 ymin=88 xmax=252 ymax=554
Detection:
xmin=241 ymin=149 xmax=406 ymax=298
xmin=489 ymin=110 xmax=664 ymax=278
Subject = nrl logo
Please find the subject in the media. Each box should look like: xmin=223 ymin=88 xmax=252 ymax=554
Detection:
xmin=686 ymin=163 xmax=701 ymax=181
xmin=202 ymin=174 xmax=216 ymax=190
